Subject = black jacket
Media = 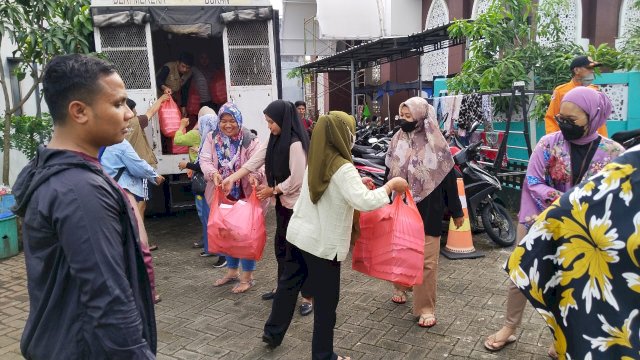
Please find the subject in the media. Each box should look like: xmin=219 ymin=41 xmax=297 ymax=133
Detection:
xmin=13 ymin=147 xmax=156 ymax=359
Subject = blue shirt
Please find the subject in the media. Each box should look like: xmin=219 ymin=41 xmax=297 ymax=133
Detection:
xmin=101 ymin=140 xmax=158 ymax=198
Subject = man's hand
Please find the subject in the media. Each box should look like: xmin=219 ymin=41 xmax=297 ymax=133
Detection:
xmin=453 ymin=216 xmax=464 ymax=229
xmin=178 ymin=161 xmax=188 ymax=170
xmin=162 ymin=86 xmax=172 ymax=95
xmin=179 ymin=118 xmax=190 ymax=129
xmin=155 ymin=175 xmax=165 ymax=185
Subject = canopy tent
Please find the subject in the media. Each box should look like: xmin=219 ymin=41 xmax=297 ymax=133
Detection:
xmin=298 ymin=23 xmax=464 ymax=115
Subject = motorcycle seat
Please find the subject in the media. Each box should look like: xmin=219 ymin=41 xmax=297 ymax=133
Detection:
xmin=611 ymin=129 xmax=640 ymax=144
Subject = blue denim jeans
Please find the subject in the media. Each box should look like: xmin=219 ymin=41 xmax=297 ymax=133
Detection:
xmin=226 ymin=257 xmax=256 ymax=271
xmin=194 ymin=195 xmax=211 ymax=253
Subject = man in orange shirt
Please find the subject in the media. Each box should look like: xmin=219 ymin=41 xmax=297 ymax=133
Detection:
xmin=544 ymin=56 xmax=608 ymax=136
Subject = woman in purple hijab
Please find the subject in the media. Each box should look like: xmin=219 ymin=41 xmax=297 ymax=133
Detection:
xmin=484 ymin=87 xmax=624 ymax=356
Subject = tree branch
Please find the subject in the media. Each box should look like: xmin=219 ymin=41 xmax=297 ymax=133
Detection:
xmin=9 ymin=72 xmax=45 ymax=115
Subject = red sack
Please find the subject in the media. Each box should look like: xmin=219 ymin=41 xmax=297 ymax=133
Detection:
xmin=207 ymin=187 xmax=267 ymax=260
xmin=352 ymin=191 xmax=425 ymax=287
xmin=159 ymin=97 xmax=182 ymax=137
xmin=186 ymin=82 xmax=201 ymax=116
xmin=210 ymin=69 xmax=227 ymax=104
xmin=167 ymin=134 xmax=189 ymax=155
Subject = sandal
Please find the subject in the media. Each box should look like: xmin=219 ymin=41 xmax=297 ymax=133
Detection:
xmin=418 ymin=313 xmax=437 ymax=328
xmin=149 ymin=244 xmax=159 ymax=251
xmin=231 ymin=279 xmax=256 ymax=294
xmin=214 ymin=275 xmax=239 ymax=287
xmin=391 ymin=290 xmax=407 ymax=304
xmin=484 ymin=333 xmax=517 ymax=351
xmin=337 ymin=356 xmax=351 ymax=360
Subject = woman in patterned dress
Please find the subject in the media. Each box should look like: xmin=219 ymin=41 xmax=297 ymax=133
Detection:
xmin=505 ymin=145 xmax=640 ymax=359
xmin=484 ymin=87 xmax=624 ymax=356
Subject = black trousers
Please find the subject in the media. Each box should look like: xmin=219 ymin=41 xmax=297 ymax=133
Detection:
xmin=274 ymin=198 xmax=311 ymax=298
xmin=264 ymin=244 xmax=341 ymax=360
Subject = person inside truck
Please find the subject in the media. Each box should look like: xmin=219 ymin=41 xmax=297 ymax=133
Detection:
xmin=125 ymin=95 xmax=169 ymax=251
xmin=156 ymin=52 xmax=194 ymax=117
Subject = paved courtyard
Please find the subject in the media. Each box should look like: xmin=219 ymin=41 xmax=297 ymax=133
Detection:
xmin=0 ymin=207 xmax=552 ymax=359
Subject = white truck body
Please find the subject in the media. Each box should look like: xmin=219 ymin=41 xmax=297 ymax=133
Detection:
xmin=91 ymin=0 xmax=278 ymax=175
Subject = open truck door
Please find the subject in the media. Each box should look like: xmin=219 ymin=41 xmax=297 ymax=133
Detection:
xmin=222 ymin=17 xmax=278 ymax=142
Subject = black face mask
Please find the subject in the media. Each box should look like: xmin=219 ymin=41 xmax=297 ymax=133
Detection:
xmin=400 ymin=119 xmax=418 ymax=133
xmin=558 ymin=121 xmax=587 ymax=141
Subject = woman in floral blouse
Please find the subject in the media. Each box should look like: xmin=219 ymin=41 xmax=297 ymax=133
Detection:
xmin=485 ymin=87 xmax=624 ymax=356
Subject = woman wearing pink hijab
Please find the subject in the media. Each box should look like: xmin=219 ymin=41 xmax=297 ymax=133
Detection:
xmin=485 ymin=87 xmax=624 ymax=356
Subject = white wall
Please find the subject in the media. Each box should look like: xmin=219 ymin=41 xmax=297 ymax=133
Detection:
xmin=1 ymin=35 xmax=47 ymax=186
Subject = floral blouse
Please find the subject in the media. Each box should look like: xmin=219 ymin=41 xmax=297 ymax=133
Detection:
xmin=506 ymin=146 xmax=640 ymax=359
xmin=519 ymin=132 xmax=624 ymax=227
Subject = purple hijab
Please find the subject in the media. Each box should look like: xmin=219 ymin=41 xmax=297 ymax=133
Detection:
xmin=561 ymin=87 xmax=612 ymax=145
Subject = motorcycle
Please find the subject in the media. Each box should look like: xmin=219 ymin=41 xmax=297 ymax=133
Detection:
xmin=353 ymin=157 xmax=386 ymax=188
xmin=446 ymin=123 xmax=517 ymax=247
xmin=611 ymin=128 xmax=640 ymax=149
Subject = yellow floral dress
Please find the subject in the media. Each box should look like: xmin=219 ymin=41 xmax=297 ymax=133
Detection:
xmin=505 ymin=147 xmax=640 ymax=360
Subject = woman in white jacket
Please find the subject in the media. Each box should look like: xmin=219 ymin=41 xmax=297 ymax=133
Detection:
xmin=260 ymin=111 xmax=408 ymax=360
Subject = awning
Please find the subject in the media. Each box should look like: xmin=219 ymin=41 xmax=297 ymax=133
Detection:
xmin=299 ymin=23 xmax=464 ymax=73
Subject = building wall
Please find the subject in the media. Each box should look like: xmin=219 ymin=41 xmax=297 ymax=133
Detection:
xmin=327 ymin=71 xmax=352 ymax=114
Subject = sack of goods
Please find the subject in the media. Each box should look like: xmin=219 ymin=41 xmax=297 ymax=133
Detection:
xmin=352 ymin=191 xmax=425 ymax=287
xmin=207 ymin=188 xmax=267 ymax=260
xmin=159 ymin=97 xmax=182 ymax=137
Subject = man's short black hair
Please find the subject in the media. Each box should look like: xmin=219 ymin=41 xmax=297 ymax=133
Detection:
xmin=43 ymin=54 xmax=117 ymax=125
xmin=294 ymin=101 xmax=306 ymax=108
xmin=178 ymin=52 xmax=195 ymax=67
xmin=126 ymin=98 xmax=136 ymax=110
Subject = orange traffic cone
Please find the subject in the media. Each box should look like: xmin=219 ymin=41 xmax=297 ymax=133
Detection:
xmin=440 ymin=177 xmax=484 ymax=260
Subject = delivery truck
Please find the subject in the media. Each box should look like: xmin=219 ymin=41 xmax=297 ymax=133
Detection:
xmin=90 ymin=0 xmax=281 ymax=213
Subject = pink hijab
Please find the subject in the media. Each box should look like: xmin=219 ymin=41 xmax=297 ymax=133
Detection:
xmin=385 ymin=97 xmax=454 ymax=202
xmin=561 ymin=87 xmax=612 ymax=145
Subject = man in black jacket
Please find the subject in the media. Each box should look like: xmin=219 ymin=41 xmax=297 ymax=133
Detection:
xmin=12 ymin=54 xmax=156 ymax=359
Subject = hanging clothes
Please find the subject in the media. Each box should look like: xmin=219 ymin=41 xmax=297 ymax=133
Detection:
xmin=458 ymin=94 xmax=483 ymax=136
xmin=481 ymin=95 xmax=494 ymax=132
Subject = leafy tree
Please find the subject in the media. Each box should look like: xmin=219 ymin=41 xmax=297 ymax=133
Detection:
xmin=0 ymin=114 xmax=53 ymax=160
xmin=0 ymin=0 xmax=93 ymax=185
xmin=622 ymin=0 xmax=640 ymax=61
xmin=447 ymin=0 xmax=637 ymax=120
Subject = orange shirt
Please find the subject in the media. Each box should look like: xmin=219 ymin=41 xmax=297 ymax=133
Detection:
xmin=544 ymin=80 xmax=607 ymax=137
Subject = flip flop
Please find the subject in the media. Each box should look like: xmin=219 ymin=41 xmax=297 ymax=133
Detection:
xmin=391 ymin=290 xmax=407 ymax=304
xmin=149 ymin=245 xmax=159 ymax=251
xmin=231 ymin=280 xmax=255 ymax=294
xmin=214 ymin=275 xmax=239 ymax=287
xmin=418 ymin=313 xmax=437 ymax=328
xmin=484 ymin=334 xmax=517 ymax=351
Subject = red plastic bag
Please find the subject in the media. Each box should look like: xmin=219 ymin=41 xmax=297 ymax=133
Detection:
xmin=167 ymin=134 xmax=189 ymax=154
xmin=352 ymin=191 xmax=425 ymax=287
xmin=207 ymin=187 xmax=267 ymax=260
xmin=210 ymin=69 xmax=227 ymax=104
xmin=186 ymin=82 xmax=201 ymax=116
xmin=159 ymin=97 xmax=181 ymax=137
